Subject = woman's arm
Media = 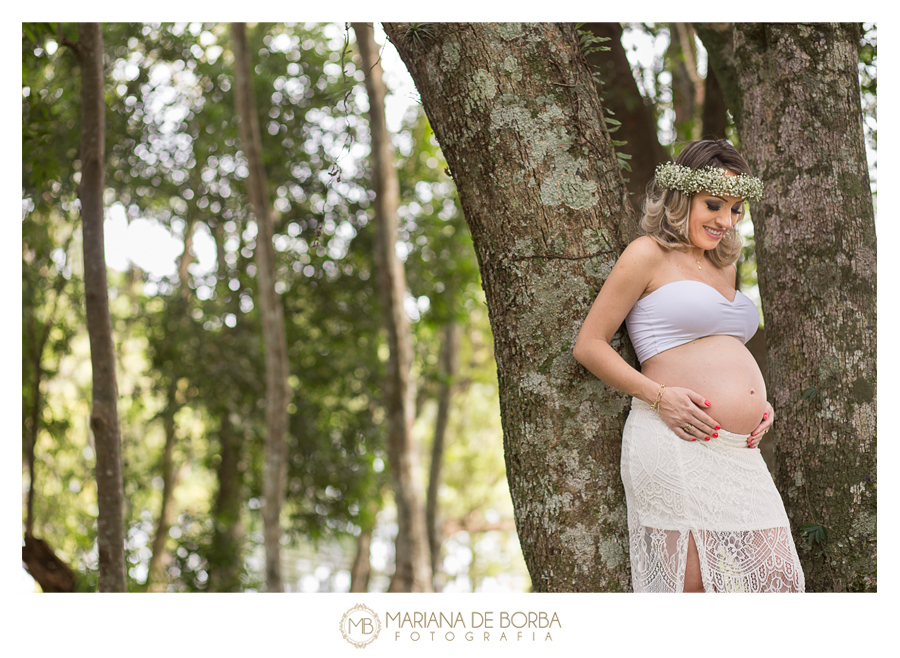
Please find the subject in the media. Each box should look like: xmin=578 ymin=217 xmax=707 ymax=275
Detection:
xmin=573 ymin=237 xmax=720 ymax=441
xmin=573 ymin=237 xmax=661 ymax=405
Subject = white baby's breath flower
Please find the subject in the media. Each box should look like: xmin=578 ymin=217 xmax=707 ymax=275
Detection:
xmin=655 ymin=163 xmax=764 ymax=202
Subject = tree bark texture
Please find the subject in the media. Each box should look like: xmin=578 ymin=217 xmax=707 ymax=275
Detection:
xmin=353 ymin=22 xmax=433 ymax=593
xmin=231 ymin=22 xmax=290 ymax=593
xmin=584 ymin=23 xmax=669 ymax=218
xmin=733 ymin=23 xmax=876 ymax=591
xmin=426 ymin=321 xmax=460 ymax=589
xmin=383 ymin=22 xmax=637 ymax=591
xmin=76 ymin=22 xmax=127 ymax=593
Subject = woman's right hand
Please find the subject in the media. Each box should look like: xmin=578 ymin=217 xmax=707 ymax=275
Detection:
xmin=655 ymin=386 xmax=720 ymax=442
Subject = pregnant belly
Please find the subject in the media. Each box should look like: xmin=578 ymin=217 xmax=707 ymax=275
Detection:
xmin=640 ymin=335 xmax=767 ymax=434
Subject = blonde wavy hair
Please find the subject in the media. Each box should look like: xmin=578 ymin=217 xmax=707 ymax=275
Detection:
xmin=640 ymin=140 xmax=753 ymax=269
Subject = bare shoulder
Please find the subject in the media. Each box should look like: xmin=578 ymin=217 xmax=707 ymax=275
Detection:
xmin=602 ymin=236 xmax=664 ymax=295
xmin=618 ymin=236 xmax=666 ymax=269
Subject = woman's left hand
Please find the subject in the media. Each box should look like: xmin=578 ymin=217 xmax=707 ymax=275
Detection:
xmin=747 ymin=402 xmax=774 ymax=449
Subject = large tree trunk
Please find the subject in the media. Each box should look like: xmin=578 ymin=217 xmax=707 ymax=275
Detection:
xmin=733 ymin=22 xmax=876 ymax=592
xmin=231 ymin=22 xmax=290 ymax=593
xmin=383 ymin=22 xmax=636 ymax=591
xmin=352 ymin=22 xmax=432 ymax=593
xmin=583 ymin=23 xmax=669 ymax=218
xmin=426 ymin=321 xmax=460 ymax=589
xmin=76 ymin=22 xmax=127 ymax=593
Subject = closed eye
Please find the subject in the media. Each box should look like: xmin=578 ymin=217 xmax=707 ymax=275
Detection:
xmin=706 ymin=203 xmax=721 ymax=211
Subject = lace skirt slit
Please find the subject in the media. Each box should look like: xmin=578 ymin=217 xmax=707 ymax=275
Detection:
xmin=621 ymin=399 xmax=804 ymax=593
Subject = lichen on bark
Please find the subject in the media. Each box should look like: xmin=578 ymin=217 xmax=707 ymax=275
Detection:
xmin=384 ymin=21 xmax=636 ymax=591
xmin=734 ymin=22 xmax=876 ymax=592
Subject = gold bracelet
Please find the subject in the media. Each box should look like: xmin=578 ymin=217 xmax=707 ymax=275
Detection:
xmin=650 ymin=384 xmax=666 ymax=411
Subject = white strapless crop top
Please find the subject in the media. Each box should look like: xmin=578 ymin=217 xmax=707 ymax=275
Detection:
xmin=625 ymin=280 xmax=759 ymax=364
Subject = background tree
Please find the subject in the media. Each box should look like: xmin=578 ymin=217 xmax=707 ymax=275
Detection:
xmin=231 ymin=20 xmax=291 ymax=593
xmin=352 ymin=21 xmax=432 ymax=592
xmin=583 ymin=23 xmax=668 ymax=218
xmin=66 ymin=22 xmax=128 ymax=592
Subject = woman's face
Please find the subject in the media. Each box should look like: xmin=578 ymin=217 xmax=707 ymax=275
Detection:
xmin=688 ymin=182 xmax=744 ymax=251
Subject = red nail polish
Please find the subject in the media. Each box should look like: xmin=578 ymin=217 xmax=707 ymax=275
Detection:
xmin=715 ymin=425 xmax=720 ymax=430
xmin=763 ymin=413 xmax=768 ymax=419
xmin=692 ymin=438 xmax=697 ymax=442
xmin=704 ymin=401 xmax=711 ymax=407
xmin=704 ymin=436 xmax=710 ymax=441
xmin=713 ymin=433 xmax=718 ymax=438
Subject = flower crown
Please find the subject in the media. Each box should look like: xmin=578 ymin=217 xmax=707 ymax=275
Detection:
xmin=654 ymin=162 xmax=764 ymax=202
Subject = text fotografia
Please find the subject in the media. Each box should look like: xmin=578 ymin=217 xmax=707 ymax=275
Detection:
xmin=387 ymin=611 xmax=561 ymax=642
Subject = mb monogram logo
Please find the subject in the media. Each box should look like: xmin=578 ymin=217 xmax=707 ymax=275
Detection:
xmin=339 ymin=604 xmax=382 ymax=648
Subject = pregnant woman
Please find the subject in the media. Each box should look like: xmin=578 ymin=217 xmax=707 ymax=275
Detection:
xmin=573 ymin=140 xmax=804 ymax=592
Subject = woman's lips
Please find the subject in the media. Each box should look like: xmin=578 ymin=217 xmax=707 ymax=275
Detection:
xmin=704 ymin=227 xmax=724 ymax=239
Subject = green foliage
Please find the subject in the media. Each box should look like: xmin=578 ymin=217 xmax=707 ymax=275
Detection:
xmin=800 ymin=523 xmax=828 ymax=557
xmin=575 ymin=24 xmax=611 ymax=58
xmin=21 ymin=21 xmax=519 ymax=594
xmin=398 ymin=23 xmax=438 ymax=48
xmin=799 ymin=386 xmax=818 ymax=406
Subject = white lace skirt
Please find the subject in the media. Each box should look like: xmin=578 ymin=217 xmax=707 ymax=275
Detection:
xmin=621 ymin=398 xmax=805 ymax=593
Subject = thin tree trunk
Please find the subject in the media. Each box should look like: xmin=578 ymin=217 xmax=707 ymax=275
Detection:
xmin=584 ymin=23 xmax=669 ymax=218
xmin=426 ymin=321 xmax=460 ymax=589
xmin=348 ymin=527 xmax=373 ymax=593
xmin=733 ymin=22 xmax=876 ymax=591
xmin=206 ymin=412 xmax=245 ymax=592
xmin=25 ymin=321 xmax=46 ymax=537
xmin=146 ymin=380 xmax=179 ymax=592
xmin=383 ymin=22 xmax=636 ymax=591
xmin=75 ymin=22 xmax=127 ymax=593
xmin=352 ymin=21 xmax=432 ymax=593
xmin=146 ymin=220 xmax=193 ymax=592
xmin=231 ymin=22 xmax=290 ymax=593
